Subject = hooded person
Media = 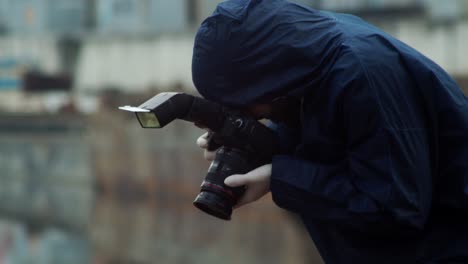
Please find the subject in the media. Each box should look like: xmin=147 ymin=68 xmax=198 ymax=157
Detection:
xmin=192 ymin=0 xmax=468 ymax=263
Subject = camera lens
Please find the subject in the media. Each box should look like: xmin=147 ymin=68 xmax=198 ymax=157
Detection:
xmin=192 ymin=148 xmax=249 ymax=220
xmin=193 ymin=191 xmax=233 ymax=220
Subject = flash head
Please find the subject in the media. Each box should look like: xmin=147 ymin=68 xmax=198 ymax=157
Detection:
xmin=119 ymin=92 xmax=225 ymax=130
xmin=119 ymin=92 xmax=185 ymax=128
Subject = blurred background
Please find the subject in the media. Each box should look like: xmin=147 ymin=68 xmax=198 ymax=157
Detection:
xmin=0 ymin=0 xmax=467 ymax=263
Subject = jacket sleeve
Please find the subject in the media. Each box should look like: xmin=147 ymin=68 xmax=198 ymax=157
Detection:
xmin=270 ymin=46 xmax=433 ymax=234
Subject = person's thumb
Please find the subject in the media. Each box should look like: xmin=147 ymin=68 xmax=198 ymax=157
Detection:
xmin=224 ymin=174 xmax=249 ymax=187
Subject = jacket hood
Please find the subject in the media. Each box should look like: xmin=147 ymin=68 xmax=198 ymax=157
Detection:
xmin=192 ymin=0 xmax=341 ymax=107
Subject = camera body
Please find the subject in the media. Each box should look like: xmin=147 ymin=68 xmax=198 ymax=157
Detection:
xmin=119 ymin=93 xmax=278 ymax=220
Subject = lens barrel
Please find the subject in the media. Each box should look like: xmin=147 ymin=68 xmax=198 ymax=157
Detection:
xmin=193 ymin=191 xmax=233 ymax=220
xmin=192 ymin=147 xmax=251 ymax=220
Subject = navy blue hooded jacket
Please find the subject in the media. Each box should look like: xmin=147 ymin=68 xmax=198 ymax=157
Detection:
xmin=192 ymin=1 xmax=468 ymax=263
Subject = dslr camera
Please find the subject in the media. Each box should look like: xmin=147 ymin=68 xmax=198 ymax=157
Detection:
xmin=120 ymin=93 xmax=278 ymax=220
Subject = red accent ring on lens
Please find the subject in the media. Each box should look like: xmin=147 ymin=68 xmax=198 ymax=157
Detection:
xmin=201 ymin=181 xmax=234 ymax=198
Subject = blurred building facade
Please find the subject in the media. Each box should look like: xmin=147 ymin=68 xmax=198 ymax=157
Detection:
xmin=0 ymin=0 xmax=467 ymax=96
xmin=0 ymin=0 xmax=87 ymax=35
xmin=0 ymin=114 xmax=92 ymax=263
xmin=96 ymin=0 xmax=188 ymax=35
xmin=0 ymin=1 xmax=467 ymax=263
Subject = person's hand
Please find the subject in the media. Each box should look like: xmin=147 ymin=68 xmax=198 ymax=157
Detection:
xmin=224 ymin=164 xmax=272 ymax=208
xmin=196 ymin=132 xmax=216 ymax=161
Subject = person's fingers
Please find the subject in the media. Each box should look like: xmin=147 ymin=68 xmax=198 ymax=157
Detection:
xmin=225 ymin=164 xmax=272 ymax=208
xmin=204 ymin=149 xmax=216 ymax=161
xmin=224 ymin=174 xmax=251 ymax=187
xmin=251 ymin=164 xmax=272 ymax=179
xmin=197 ymin=132 xmax=216 ymax=161
xmin=224 ymin=164 xmax=272 ymax=188
xmin=196 ymin=132 xmax=209 ymax=148
xmin=235 ymin=188 xmax=259 ymax=208
xmin=225 ymin=174 xmax=255 ymax=207
xmin=234 ymin=184 xmax=269 ymax=208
